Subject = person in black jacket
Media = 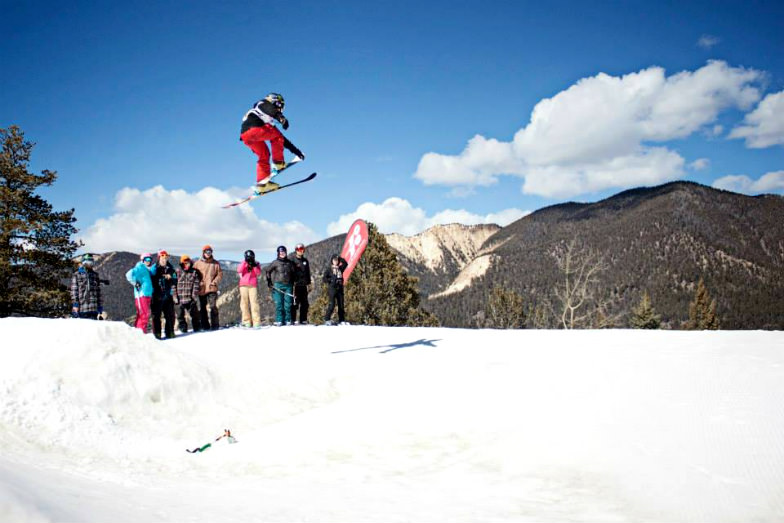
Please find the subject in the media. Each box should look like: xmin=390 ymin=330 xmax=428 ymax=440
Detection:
xmin=291 ymin=243 xmax=312 ymax=324
xmin=265 ymin=245 xmax=295 ymax=326
xmin=322 ymin=254 xmax=348 ymax=325
xmin=151 ymin=250 xmax=178 ymax=339
xmin=240 ymin=93 xmax=305 ymax=195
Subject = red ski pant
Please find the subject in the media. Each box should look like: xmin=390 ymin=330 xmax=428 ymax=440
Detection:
xmin=241 ymin=125 xmax=285 ymax=183
xmin=134 ymin=296 xmax=151 ymax=333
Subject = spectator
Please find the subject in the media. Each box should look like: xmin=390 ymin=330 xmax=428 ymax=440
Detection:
xmin=322 ymin=254 xmax=348 ymax=325
xmin=126 ymin=253 xmax=155 ymax=333
xmin=151 ymin=250 xmax=177 ymax=340
xmin=71 ymin=253 xmax=103 ymax=320
xmin=265 ymin=245 xmax=295 ymax=326
xmin=291 ymin=242 xmax=312 ymax=324
xmin=238 ymin=249 xmax=262 ymax=328
xmin=174 ymin=254 xmax=201 ymax=334
xmin=194 ymin=244 xmax=223 ymax=330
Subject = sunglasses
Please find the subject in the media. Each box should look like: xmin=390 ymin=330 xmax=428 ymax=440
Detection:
xmin=203 ymin=250 xmax=213 ymax=254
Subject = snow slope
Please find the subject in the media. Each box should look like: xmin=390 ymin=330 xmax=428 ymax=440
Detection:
xmin=1 ymin=318 xmax=783 ymax=522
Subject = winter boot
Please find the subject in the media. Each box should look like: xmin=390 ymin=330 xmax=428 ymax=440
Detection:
xmin=254 ymin=181 xmax=280 ymax=195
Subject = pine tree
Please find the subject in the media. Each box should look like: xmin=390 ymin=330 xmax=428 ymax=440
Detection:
xmin=630 ymin=291 xmax=661 ymax=329
xmin=0 ymin=126 xmax=80 ymax=317
xmin=687 ymin=278 xmax=720 ymax=330
xmin=483 ymin=285 xmax=526 ymax=328
xmin=313 ymin=223 xmax=439 ymax=326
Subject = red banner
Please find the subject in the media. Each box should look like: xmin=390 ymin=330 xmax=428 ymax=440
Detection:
xmin=339 ymin=219 xmax=369 ymax=282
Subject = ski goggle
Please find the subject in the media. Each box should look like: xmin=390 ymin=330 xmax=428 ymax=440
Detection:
xmin=296 ymin=246 xmax=305 ymax=252
xmin=143 ymin=257 xmax=153 ymax=263
xmin=203 ymin=249 xmax=213 ymax=255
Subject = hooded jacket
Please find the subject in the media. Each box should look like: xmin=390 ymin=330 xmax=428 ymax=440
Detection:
xmin=71 ymin=266 xmax=103 ymax=313
xmin=240 ymin=99 xmax=287 ymax=135
xmin=238 ymin=260 xmax=262 ymax=287
xmin=194 ymin=257 xmax=223 ymax=295
xmin=322 ymin=257 xmax=348 ymax=288
xmin=265 ymin=256 xmax=295 ymax=285
xmin=175 ymin=265 xmax=202 ymax=304
xmin=126 ymin=261 xmax=155 ymax=298
xmin=152 ymin=261 xmax=177 ymax=301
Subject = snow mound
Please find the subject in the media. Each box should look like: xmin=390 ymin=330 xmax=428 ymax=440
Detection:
xmin=1 ymin=318 xmax=783 ymax=522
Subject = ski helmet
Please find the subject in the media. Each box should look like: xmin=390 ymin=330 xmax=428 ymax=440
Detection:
xmin=81 ymin=253 xmax=94 ymax=266
xmin=140 ymin=252 xmax=153 ymax=262
xmin=244 ymin=249 xmax=255 ymax=262
xmin=295 ymin=243 xmax=305 ymax=251
xmin=265 ymin=93 xmax=285 ymax=109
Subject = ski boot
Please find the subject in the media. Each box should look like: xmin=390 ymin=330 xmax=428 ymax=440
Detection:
xmin=271 ymin=161 xmax=287 ymax=178
xmin=253 ymin=181 xmax=280 ymax=196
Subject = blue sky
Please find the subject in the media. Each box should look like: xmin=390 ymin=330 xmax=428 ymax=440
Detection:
xmin=3 ymin=0 xmax=783 ymax=261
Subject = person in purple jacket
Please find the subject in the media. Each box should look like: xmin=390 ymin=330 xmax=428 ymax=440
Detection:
xmin=237 ymin=249 xmax=262 ymax=328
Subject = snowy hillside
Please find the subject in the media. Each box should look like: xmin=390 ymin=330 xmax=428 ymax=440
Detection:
xmin=1 ymin=318 xmax=783 ymax=522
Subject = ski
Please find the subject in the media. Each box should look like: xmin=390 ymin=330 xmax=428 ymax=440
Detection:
xmin=222 ymin=172 xmax=317 ymax=208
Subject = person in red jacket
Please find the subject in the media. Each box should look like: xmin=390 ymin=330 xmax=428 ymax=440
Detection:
xmin=239 ymin=93 xmax=305 ymax=195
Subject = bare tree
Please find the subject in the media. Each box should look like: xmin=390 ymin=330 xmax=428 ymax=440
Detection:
xmin=553 ymin=240 xmax=610 ymax=329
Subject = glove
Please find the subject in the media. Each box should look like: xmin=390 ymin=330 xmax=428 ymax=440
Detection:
xmin=280 ymin=116 xmax=289 ymax=130
xmin=98 ymin=307 xmax=103 ymax=315
xmin=267 ymin=280 xmax=273 ymax=289
xmin=135 ymin=282 xmax=141 ymax=291
xmin=174 ymin=296 xmax=179 ymax=305
xmin=307 ymin=284 xmax=312 ymax=293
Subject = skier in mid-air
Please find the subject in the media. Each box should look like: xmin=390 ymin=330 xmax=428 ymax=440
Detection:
xmin=240 ymin=93 xmax=305 ymax=195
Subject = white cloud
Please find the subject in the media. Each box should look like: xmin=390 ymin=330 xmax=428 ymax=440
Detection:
xmin=729 ymin=90 xmax=784 ymax=148
xmin=80 ymin=185 xmax=318 ymax=256
xmin=326 ymin=197 xmax=529 ymax=237
xmin=414 ymin=61 xmax=764 ymax=198
xmin=697 ymin=34 xmax=720 ymax=50
xmin=689 ymin=158 xmax=710 ymax=171
xmin=414 ymin=135 xmax=518 ymax=187
xmin=712 ymin=171 xmax=784 ymax=194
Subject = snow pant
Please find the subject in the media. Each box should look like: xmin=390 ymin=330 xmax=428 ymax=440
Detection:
xmin=152 ymin=297 xmax=176 ymax=339
xmin=239 ymin=285 xmax=261 ymax=326
xmin=271 ymin=282 xmax=293 ymax=325
xmin=199 ymin=292 xmax=220 ymax=330
xmin=77 ymin=311 xmax=99 ymax=320
xmin=134 ymin=296 xmax=152 ymax=333
xmin=177 ymin=300 xmax=201 ymax=333
xmin=240 ymin=125 xmax=285 ymax=184
xmin=292 ymin=284 xmax=309 ymax=323
xmin=324 ymin=285 xmax=345 ymax=323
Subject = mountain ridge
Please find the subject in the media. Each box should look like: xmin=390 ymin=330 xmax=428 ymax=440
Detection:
xmin=83 ymin=181 xmax=784 ymax=329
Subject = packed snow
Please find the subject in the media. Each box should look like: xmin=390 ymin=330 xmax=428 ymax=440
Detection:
xmin=1 ymin=318 xmax=783 ymax=522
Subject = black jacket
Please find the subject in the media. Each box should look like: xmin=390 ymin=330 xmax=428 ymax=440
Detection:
xmin=265 ymin=256 xmax=295 ymax=285
xmin=152 ymin=262 xmax=178 ymax=301
xmin=291 ymin=255 xmax=312 ymax=286
xmin=241 ymin=99 xmax=287 ymax=135
xmin=322 ymin=257 xmax=348 ymax=287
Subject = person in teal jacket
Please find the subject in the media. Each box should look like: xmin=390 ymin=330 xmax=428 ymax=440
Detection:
xmin=126 ymin=252 xmax=156 ymax=333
